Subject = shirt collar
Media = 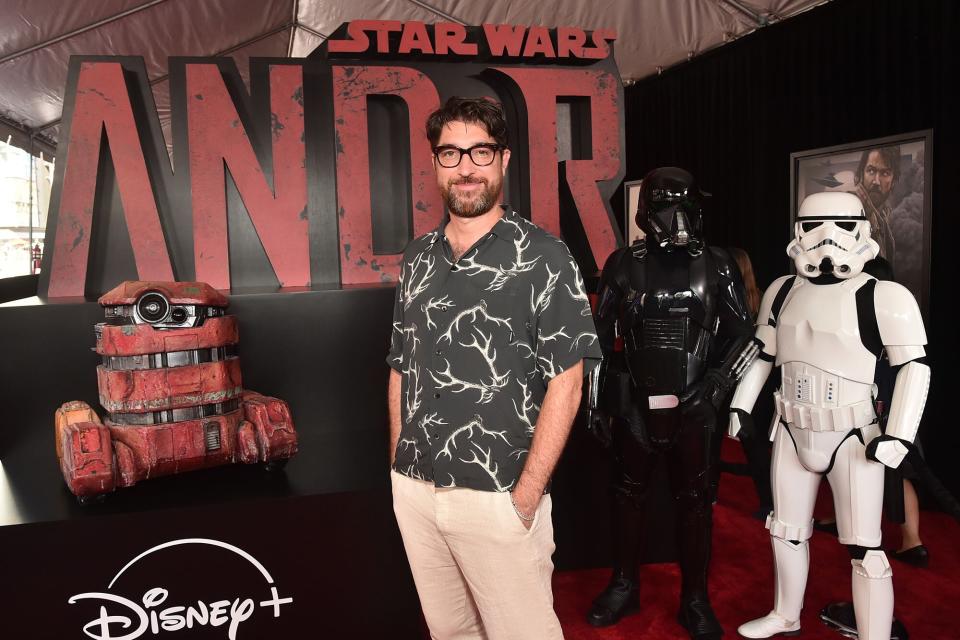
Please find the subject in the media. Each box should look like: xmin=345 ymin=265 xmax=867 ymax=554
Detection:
xmin=429 ymin=205 xmax=519 ymax=247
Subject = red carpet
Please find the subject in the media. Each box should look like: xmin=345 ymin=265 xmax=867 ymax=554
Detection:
xmin=554 ymin=439 xmax=960 ymax=639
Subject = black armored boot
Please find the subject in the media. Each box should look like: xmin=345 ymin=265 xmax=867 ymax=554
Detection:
xmin=587 ymin=569 xmax=640 ymax=627
xmin=678 ymin=593 xmax=723 ymax=640
xmin=675 ymin=477 xmax=723 ymax=640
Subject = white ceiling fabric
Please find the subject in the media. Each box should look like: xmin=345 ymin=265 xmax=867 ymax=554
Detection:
xmin=0 ymin=0 xmax=829 ymax=151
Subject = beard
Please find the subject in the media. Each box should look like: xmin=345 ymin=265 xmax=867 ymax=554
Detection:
xmin=866 ymin=184 xmax=889 ymax=207
xmin=441 ymin=175 xmax=502 ymax=218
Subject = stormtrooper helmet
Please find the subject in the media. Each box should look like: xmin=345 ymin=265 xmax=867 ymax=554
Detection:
xmin=787 ymin=192 xmax=879 ymax=279
xmin=636 ymin=167 xmax=706 ymax=254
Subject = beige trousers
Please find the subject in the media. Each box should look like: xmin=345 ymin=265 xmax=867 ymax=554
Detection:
xmin=391 ymin=471 xmax=564 ymax=640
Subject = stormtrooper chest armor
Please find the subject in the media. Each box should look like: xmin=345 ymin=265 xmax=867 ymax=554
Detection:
xmin=619 ymin=250 xmax=719 ymax=395
xmin=776 ymin=273 xmax=878 ymax=413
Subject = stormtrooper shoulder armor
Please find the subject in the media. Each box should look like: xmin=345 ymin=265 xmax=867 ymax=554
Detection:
xmin=753 ymin=275 xmax=798 ymax=354
xmin=874 ymin=280 xmax=927 ymax=365
xmin=758 ymin=275 xmax=798 ymax=327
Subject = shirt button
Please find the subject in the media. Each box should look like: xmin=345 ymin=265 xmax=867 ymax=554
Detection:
xmin=434 ymin=392 xmax=441 ymax=399
xmin=436 ymin=349 xmax=442 ymax=355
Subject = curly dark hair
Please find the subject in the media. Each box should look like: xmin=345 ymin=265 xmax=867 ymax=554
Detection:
xmin=426 ymin=96 xmax=509 ymax=148
xmin=855 ymin=146 xmax=901 ymax=184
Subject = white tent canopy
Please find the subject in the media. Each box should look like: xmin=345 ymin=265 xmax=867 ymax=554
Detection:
xmin=0 ymin=0 xmax=828 ymax=154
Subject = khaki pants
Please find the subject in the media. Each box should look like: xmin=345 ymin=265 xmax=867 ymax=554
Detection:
xmin=391 ymin=471 xmax=563 ymax=640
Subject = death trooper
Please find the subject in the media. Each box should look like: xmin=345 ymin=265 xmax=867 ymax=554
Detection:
xmin=587 ymin=167 xmax=754 ymax=640
xmin=729 ymin=191 xmax=929 ymax=639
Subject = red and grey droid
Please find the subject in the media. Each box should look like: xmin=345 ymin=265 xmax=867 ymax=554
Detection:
xmin=55 ymin=281 xmax=298 ymax=502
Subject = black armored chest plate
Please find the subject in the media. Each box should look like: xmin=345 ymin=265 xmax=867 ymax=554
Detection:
xmin=619 ymin=250 xmax=719 ymax=395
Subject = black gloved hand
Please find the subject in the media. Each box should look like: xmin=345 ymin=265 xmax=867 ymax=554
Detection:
xmin=586 ymin=408 xmax=613 ymax=448
xmin=681 ymin=368 xmax=733 ymax=412
xmin=729 ymin=408 xmax=755 ymax=440
xmin=680 ymin=369 xmax=732 ymax=428
xmin=681 ymin=394 xmax=718 ymax=428
xmin=865 ymin=434 xmax=910 ymax=469
xmin=700 ymin=368 xmax=734 ymax=409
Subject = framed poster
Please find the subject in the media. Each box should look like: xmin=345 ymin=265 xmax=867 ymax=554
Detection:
xmin=623 ymin=179 xmax=644 ymax=244
xmin=790 ymin=130 xmax=932 ymax=316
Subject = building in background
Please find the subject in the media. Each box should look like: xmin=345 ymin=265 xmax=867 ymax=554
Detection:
xmin=0 ymin=138 xmax=52 ymax=278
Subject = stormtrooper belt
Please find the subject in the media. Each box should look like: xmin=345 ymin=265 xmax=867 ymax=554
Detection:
xmin=774 ymin=392 xmax=876 ymax=432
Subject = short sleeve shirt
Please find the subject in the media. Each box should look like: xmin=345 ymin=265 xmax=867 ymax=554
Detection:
xmin=387 ymin=207 xmax=602 ymax=492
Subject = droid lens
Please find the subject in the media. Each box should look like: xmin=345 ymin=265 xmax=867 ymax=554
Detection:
xmin=137 ymin=292 xmax=169 ymax=323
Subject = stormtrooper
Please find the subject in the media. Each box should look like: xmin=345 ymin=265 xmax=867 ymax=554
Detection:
xmin=587 ymin=167 xmax=754 ymax=640
xmin=729 ymin=191 xmax=929 ymax=639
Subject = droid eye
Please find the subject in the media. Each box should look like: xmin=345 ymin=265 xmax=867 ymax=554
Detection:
xmin=136 ymin=292 xmax=169 ymax=324
xmin=801 ymin=221 xmax=823 ymax=232
xmin=836 ymin=221 xmax=857 ymax=231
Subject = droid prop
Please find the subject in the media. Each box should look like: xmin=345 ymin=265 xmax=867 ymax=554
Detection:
xmin=728 ymin=192 xmax=929 ymax=639
xmin=55 ymin=281 xmax=298 ymax=502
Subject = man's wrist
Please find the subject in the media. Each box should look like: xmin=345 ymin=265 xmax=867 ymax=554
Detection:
xmin=509 ymin=491 xmax=535 ymax=521
xmin=512 ymin=476 xmax=545 ymax=512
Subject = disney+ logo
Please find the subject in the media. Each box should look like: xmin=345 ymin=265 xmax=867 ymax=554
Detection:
xmin=68 ymin=538 xmax=293 ymax=640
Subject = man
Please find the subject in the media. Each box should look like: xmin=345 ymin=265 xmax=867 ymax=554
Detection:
xmin=387 ymin=96 xmax=601 ymax=639
xmin=851 ymin=146 xmax=900 ymax=262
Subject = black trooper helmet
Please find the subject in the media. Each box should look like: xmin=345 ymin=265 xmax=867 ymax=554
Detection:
xmin=636 ymin=167 xmax=706 ymax=252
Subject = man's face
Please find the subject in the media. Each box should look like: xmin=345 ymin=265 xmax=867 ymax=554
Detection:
xmin=433 ymin=120 xmax=510 ymax=219
xmin=861 ymin=150 xmax=895 ymax=207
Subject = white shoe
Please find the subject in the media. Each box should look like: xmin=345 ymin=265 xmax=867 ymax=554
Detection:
xmin=738 ymin=612 xmax=801 ymax=638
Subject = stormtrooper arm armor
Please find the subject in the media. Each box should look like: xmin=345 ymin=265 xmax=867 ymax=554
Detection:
xmin=727 ymin=275 xmax=796 ymax=438
xmin=867 ymin=281 xmax=930 ymax=468
xmin=727 ymin=333 xmax=773 ymax=439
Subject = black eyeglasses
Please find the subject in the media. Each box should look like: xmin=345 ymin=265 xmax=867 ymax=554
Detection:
xmin=432 ymin=143 xmax=504 ymax=168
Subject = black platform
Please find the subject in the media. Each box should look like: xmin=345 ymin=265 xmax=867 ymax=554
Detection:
xmin=0 ymin=287 xmax=675 ymax=638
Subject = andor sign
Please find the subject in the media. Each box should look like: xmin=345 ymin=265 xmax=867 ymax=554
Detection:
xmin=40 ymin=21 xmax=625 ymax=297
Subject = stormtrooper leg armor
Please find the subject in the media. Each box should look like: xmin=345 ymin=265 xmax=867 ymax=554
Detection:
xmin=852 ymin=550 xmax=894 ymax=640
xmin=729 ymin=192 xmax=929 ymax=640
xmin=740 ymin=423 xmax=894 ymax=640
xmin=830 ymin=424 xmax=893 ymax=640
xmin=738 ymin=423 xmax=817 ymax=638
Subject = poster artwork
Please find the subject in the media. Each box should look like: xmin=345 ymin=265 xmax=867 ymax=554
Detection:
xmin=792 ymin=130 xmax=932 ymax=315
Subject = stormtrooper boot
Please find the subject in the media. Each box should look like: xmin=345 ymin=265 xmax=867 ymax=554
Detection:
xmin=738 ymin=537 xmax=807 ymax=638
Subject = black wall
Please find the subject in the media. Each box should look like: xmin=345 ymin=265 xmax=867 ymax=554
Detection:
xmin=0 ymin=289 xmax=670 ymax=565
xmin=0 ymin=273 xmax=37 ymax=303
xmin=623 ymin=0 xmax=959 ymax=497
